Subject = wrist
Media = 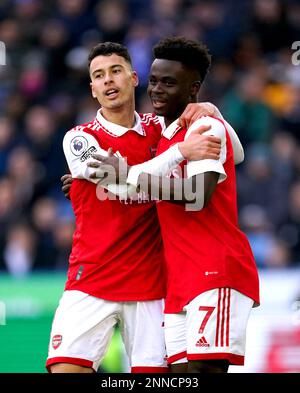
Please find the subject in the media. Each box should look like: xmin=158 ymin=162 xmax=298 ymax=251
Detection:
xmin=117 ymin=164 xmax=130 ymax=184
xmin=178 ymin=141 xmax=188 ymax=159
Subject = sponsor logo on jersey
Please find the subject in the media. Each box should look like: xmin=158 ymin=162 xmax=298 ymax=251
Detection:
xmin=205 ymin=271 xmax=219 ymax=276
xmin=196 ymin=336 xmax=210 ymax=347
xmin=80 ymin=146 xmax=97 ymax=162
xmin=70 ymin=136 xmax=88 ymax=156
xmin=52 ymin=334 xmax=63 ymax=349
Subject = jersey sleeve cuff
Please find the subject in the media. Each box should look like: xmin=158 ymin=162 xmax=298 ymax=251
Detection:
xmin=187 ymin=159 xmax=227 ymax=183
xmin=126 ymin=143 xmax=184 ymax=187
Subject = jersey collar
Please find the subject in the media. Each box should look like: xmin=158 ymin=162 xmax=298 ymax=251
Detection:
xmin=96 ymin=109 xmax=145 ymax=136
xmin=161 ymin=119 xmax=182 ymax=140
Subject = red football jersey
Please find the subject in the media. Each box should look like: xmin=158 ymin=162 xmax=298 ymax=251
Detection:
xmin=63 ymin=111 xmax=166 ymax=301
xmin=156 ymin=117 xmax=260 ymax=313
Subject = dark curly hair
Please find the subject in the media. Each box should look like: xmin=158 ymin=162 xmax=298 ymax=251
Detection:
xmin=88 ymin=42 xmax=132 ymax=68
xmin=153 ymin=36 xmax=211 ymax=83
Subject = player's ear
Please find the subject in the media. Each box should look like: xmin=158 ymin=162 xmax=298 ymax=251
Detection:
xmin=132 ymin=71 xmax=139 ymax=87
xmin=90 ymin=82 xmax=97 ymax=98
xmin=190 ymin=81 xmax=201 ymax=97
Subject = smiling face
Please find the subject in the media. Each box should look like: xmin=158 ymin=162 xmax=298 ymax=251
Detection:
xmin=89 ymin=53 xmax=138 ymax=112
xmin=147 ymin=58 xmax=200 ymax=126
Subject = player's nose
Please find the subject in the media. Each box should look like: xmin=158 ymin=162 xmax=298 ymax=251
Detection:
xmin=151 ymin=82 xmax=164 ymax=93
xmin=104 ymin=72 xmax=113 ymax=84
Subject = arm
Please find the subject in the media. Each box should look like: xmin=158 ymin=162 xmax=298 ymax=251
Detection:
xmin=60 ymin=130 xmax=102 ymax=200
xmin=212 ymin=106 xmax=244 ymax=164
xmin=222 ymin=119 xmax=244 ymax=164
xmin=125 ymin=124 xmax=220 ymax=186
xmin=63 ymin=130 xmax=109 ymax=184
xmin=61 ymin=174 xmax=73 ymax=199
xmin=132 ymin=117 xmax=227 ymax=210
xmin=178 ymin=102 xmax=244 ymax=164
xmin=87 ymin=125 xmax=221 ymax=187
xmin=137 ymin=171 xmax=219 ymax=210
xmin=63 ymin=130 xmax=137 ymax=199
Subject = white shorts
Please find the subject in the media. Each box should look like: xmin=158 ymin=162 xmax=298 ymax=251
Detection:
xmin=164 ymin=288 xmax=253 ymax=365
xmin=46 ymin=290 xmax=167 ymax=372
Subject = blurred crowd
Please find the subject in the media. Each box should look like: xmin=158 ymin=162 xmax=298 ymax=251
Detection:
xmin=0 ymin=0 xmax=300 ymax=277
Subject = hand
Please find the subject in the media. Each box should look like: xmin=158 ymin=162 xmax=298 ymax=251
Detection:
xmin=178 ymin=125 xmax=221 ymax=161
xmin=87 ymin=148 xmax=129 ymax=184
xmin=61 ymin=174 xmax=73 ymax=200
xmin=178 ymin=102 xmax=220 ymax=129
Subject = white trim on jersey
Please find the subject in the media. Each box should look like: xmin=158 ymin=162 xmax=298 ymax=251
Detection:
xmin=184 ymin=117 xmax=227 ymax=183
xmin=161 ymin=119 xmax=181 ymax=140
xmin=96 ymin=109 xmax=145 ymax=136
xmin=157 ymin=116 xmax=166 ymax=133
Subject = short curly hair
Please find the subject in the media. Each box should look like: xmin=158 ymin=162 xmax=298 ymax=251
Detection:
xmin=88 ymin=42 xmax=132 ymax=68
xmin=153 ymin=36 xmax=211 ymax=83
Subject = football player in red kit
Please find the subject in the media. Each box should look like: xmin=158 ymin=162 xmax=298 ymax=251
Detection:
xmin=90 ymin=37 xmax=259 ymax=373
xmin=46 ymin=42 xmax=227 ymax=373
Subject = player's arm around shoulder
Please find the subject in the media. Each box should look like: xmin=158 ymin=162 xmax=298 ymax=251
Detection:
xmin=178 ymin=102 xmax=244 ymax=165
xmin=62 ymin=129 xmax=108 ymax=184
xmin=204 ymin=104 xmax=244 ymax=165
xmin=184 ymin=116 xmax=228 ymax=208
xmin=127 ymin=118 xmax=226 ymax=209
xmin=185 ymin=116 xmax=227 ymax=181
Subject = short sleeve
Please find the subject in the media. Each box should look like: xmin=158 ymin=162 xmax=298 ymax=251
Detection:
xmin=63 ymin=130 xmax=108 ymax=183
xmin=63 ymin=129 xmax=138 ymax=198
xmin=184 ymin=116 xmax=227 ymax=183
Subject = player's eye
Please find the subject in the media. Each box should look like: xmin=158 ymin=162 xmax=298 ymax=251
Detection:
xmin=164 ymin=81 xmax=175 ymax=87
xmin=149 ymin=78 xmax=157 ymax=85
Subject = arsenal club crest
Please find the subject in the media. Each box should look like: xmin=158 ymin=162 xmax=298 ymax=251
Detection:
xmin=52 ymin=334 xmax=62 ymax=350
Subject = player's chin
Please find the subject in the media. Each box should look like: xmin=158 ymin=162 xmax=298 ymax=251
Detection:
xmin=152 ymin=105 xmax=168 ymax=117
xmin=151 ymin=98 xmax=169 ymax=115
xmin=106 ymin=100 xmax=123 ymax=110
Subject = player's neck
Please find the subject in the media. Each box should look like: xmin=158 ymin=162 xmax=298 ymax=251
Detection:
xmin=164 ymin=115 xmax=178 ymax=128
xmin=164 ymin=118 xmax=174 ymax=128
xmin=101 ymin=108 xmax=135 ymax=128
xmin=164 ymin=99 xmax=199 ymax=128
xmin=100 ymin=106 xmax=136 ymax=128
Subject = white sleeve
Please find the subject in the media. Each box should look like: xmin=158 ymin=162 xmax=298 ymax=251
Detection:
xmin=185 ymin=116 xmax=227 ymax=183
xmin=63 ymin=129 xmax=138 ymax=199
xmin=126 ymin=143 xmax=184 ymax=187
xmin=63 ymin=129 xmax=109 ymax=184
xmin=208 ymin=104 xmax=244 ymax=164
xmin=222 ymin=119 xmax=244 ymax=164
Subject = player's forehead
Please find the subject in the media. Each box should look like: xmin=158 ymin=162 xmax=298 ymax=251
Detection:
xmin=149 ymin=58 xmax=185 ymax=78
xmin=90 ymin=53 xmax=131 ymax=73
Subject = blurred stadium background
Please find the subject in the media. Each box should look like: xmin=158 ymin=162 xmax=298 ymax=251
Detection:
xmin=0 ymin=0 xmax=300 ymax=373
